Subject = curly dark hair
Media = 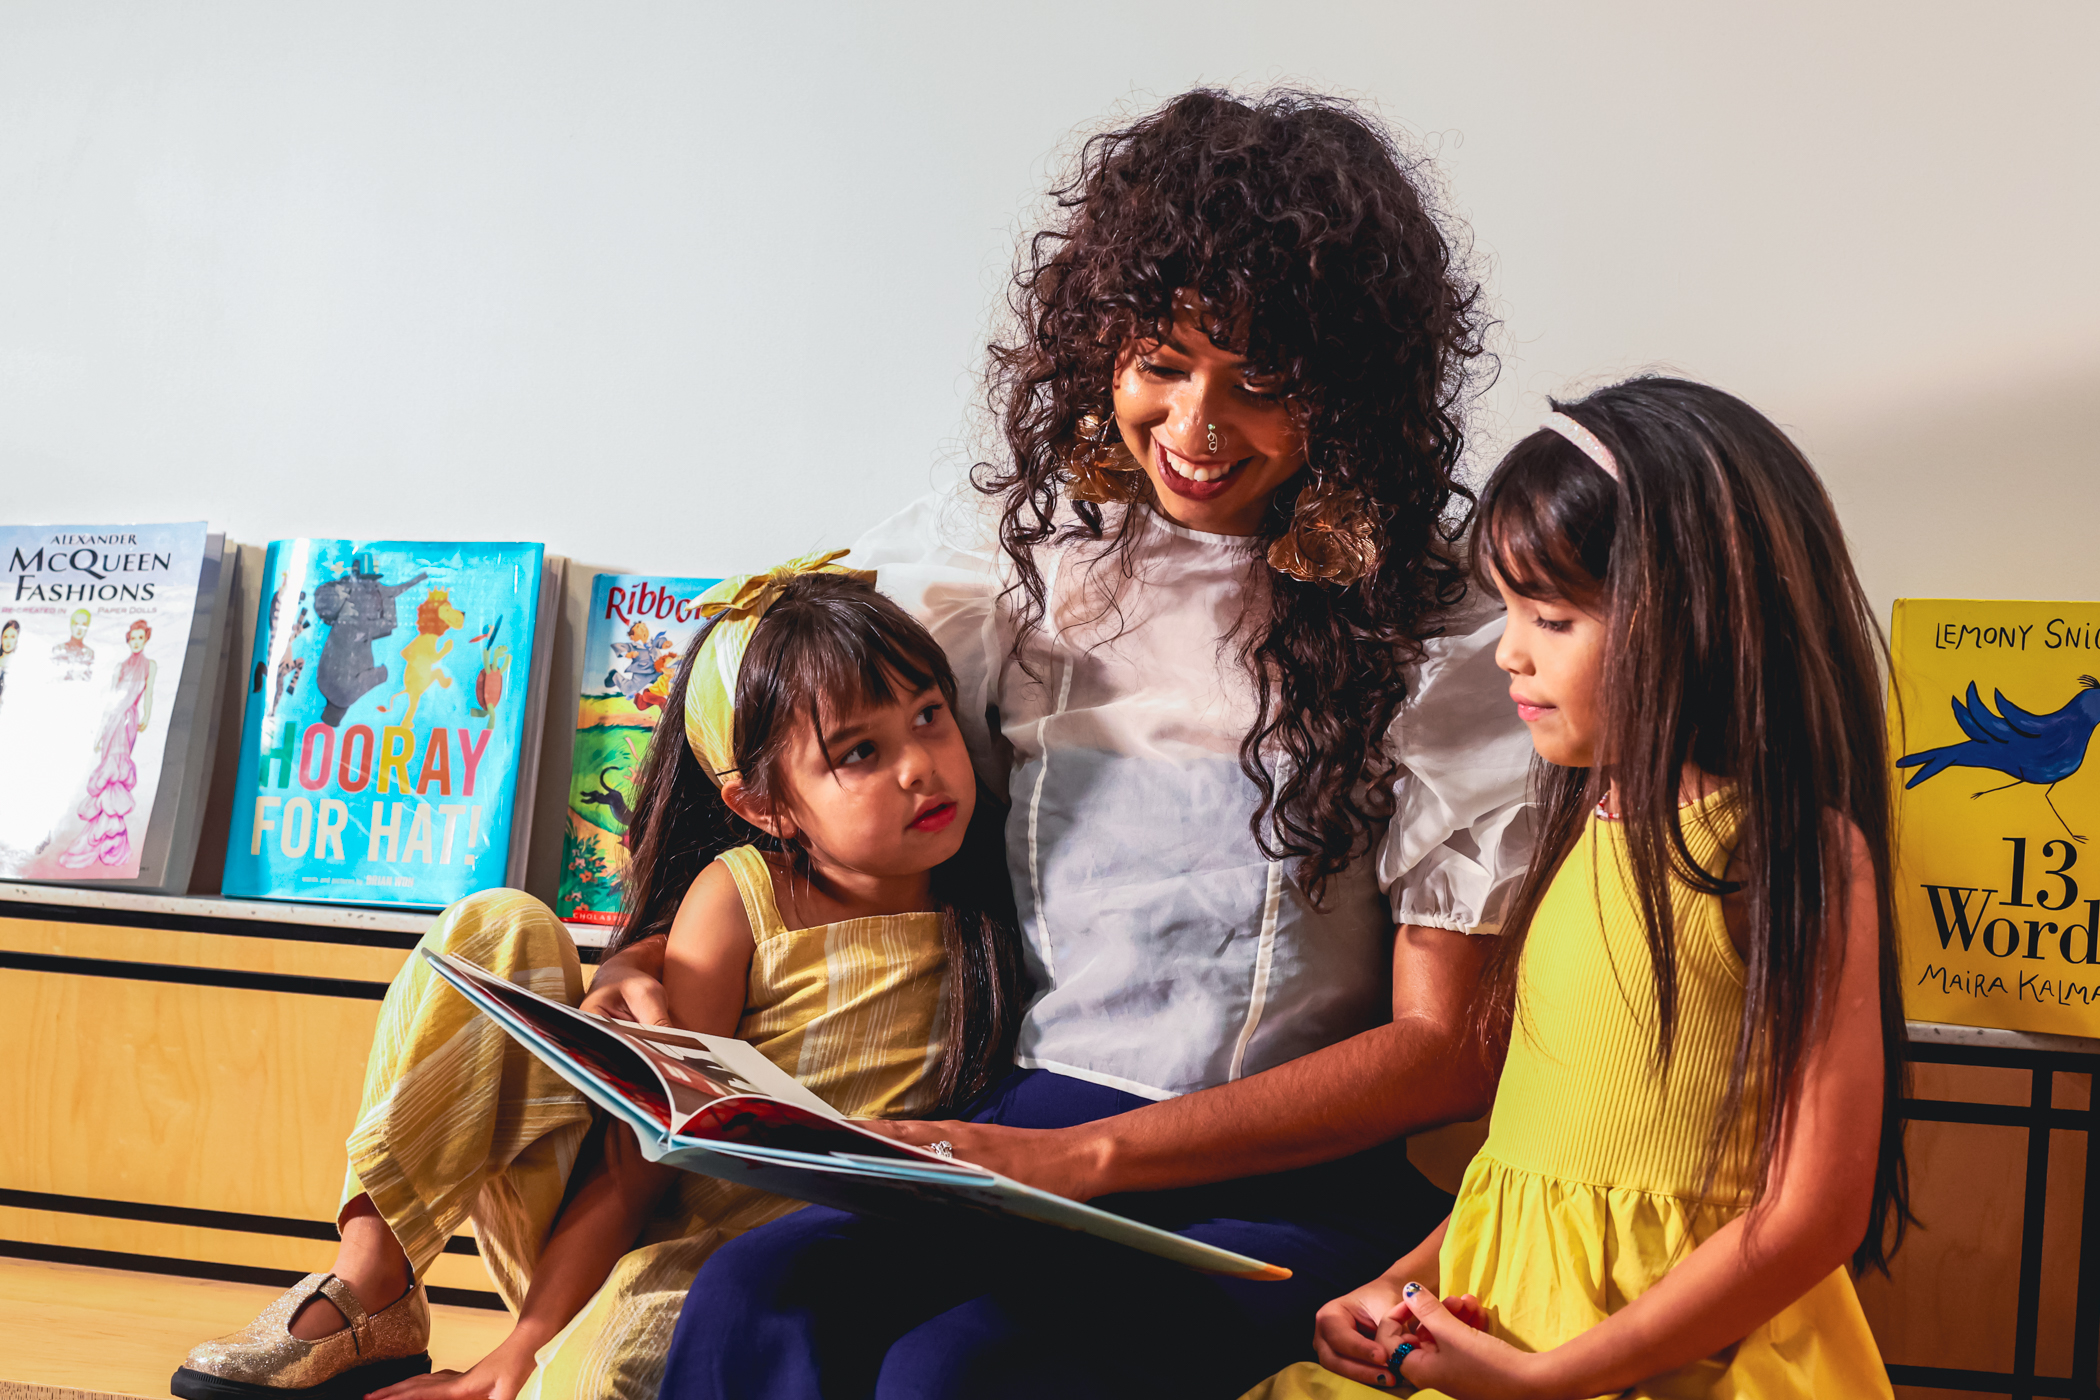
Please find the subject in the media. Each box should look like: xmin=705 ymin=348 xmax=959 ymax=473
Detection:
xmin=973 ymin=88 xmax=1490 ymax=903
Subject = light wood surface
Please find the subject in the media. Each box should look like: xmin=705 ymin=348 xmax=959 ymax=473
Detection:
xmin=0 ymin=1256 xmax=512 ymax=1398
xmin=0 ymin=961 xmax=387 ymax=1224
xmin=0 ymin=917 xmax=486 ymax=1287
xmin=0 ymin=1210 xmax=491 ymax=1297
xmin=1858 ymin=1058 xmax=2090 ymax=1393
xmin=0 ymin=915 xmax=414 ymax=981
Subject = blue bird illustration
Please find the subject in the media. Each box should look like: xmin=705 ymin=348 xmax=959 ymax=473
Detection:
xmin=1897 ymin=675 xmax=2100 ymax=843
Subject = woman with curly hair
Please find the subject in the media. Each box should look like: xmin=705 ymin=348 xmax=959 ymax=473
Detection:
xmin=616 ymin=88 xmax=1537 ymax=1397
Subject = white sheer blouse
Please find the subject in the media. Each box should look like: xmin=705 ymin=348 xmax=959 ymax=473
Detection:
xmin=852 ymin=491 xmax=1535 ymax=1101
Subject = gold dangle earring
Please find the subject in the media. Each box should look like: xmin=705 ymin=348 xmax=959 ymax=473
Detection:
xmin=1063 ymin=413 xmax=1152 ymax=505
xmin=1266 ymin=456 xmax=1382 ymax=587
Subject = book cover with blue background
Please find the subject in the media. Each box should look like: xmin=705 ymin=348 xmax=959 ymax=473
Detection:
xmin=558 ymin=573 xmax=719 ymax=926
xmin=224 ymin=539 xmax=548 ymax=909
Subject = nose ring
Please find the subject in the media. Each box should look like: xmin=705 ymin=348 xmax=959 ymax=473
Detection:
xmin=1205 ymin=422 xmax=1221 ymax=454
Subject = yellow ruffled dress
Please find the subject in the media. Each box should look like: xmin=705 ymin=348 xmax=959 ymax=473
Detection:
xmin=1245 ymin=792 xmax=1892 ymax=1399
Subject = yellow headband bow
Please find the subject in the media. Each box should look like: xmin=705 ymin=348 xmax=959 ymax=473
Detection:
xmin=682 ymin=549 xmax=876 ymax=784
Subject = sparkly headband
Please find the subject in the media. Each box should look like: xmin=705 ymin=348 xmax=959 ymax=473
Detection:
xmin=1541 ymin=412 xmax=1620 ymax=481
xmin=682 ymin=549 xmax=875 ymax=785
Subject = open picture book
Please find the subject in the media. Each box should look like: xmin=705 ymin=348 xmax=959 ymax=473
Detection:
xmin=423 ymin=950 xmax=1289 ymax=1280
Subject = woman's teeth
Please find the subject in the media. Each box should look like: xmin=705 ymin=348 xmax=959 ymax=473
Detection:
xmin=1166 ymin=450 xmax=1234 ymax=483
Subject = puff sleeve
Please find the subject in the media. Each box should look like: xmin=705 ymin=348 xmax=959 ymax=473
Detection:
xmin=1377 ymin=587 xmax=1537 ymax=934
xmin=846 ymin=490 xmax=1014 ymax=801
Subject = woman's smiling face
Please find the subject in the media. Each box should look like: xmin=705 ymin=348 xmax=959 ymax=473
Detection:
xmin=1111 ymin=296 xmax=1305 ymax=536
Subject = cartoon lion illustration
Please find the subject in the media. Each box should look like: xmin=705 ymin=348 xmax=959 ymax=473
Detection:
xmin=384 ymin=587 xmax=467 ymax=727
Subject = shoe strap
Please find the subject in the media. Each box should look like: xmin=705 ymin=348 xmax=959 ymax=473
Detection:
xmin=315 ymin=1274 xmax=373 ymax=1357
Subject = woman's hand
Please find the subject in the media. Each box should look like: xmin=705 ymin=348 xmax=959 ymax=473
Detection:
xmin=858 ymin=1118 xmax=1109 ymax=1201
xmin=367 ymin=1331 xmax=539 ymax=1400
xmin=579 ymin=934 xmax=671 ymax=1026
xmin=1389 ymin=1287 xmax=1555 ymax=1400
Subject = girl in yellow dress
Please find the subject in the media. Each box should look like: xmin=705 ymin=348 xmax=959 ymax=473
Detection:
xmin=174 ymin=558 xmax=1025 ymax=1400
xmin=1246 ymin=377 xmax=1909 ymax=1399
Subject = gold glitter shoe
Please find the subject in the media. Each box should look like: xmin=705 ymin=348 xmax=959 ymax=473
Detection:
xmin=170 ymin=1271 xmax=432 ymax=1400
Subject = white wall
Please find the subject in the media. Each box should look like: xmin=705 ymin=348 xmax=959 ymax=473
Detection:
xmin=3 ymin=1 xmax=2096 ymax=622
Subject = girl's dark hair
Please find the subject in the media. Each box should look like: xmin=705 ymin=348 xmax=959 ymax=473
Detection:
xmin=607 ymin=574 xmax=1027 ymax=1111
xmin=975 ymin=87 xmax=1488 ymax=903
xmin=1474 ymin=376 xmax=1911 ymax=1274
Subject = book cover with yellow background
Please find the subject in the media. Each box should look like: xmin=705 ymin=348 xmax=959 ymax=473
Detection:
xmin=1892 ymin=599 xmax=2100 ymax=1036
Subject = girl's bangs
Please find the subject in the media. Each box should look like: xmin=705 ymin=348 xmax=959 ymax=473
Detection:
xmin=1475 ymin=435 xmax=1616 ymax=606
xmin=752 ymin=589 xmax=957 ymax=768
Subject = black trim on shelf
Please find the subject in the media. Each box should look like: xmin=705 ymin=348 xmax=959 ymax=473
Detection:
xmin=0 ymin=895 xmax=603 ymax=963
xmin=1886 ymin=1361 xmax=2082 ymax=1397
xmin=1909 ymin=1037 xmax=2100 ymax=1073
xmin=0 ymin=895 xmax=427 ymax=949
xmin=0 ymin=1239 xmax=505 ymax=1310
xmin=0 ymin=949 xmax=393 ymax=999
xmin=0 ymin=1189 xmax=478 ymax=1256
xmin=1900 ymin=1096 xmax=2096 ymax=1131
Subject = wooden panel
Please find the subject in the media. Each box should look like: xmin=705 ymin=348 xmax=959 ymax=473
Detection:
xmin=0 ymin=916 xmax=412 ymax=982
xmin=0 ymin=1208 xmax=491 ymax=1295
xmin=1858 ymin=1058 xmax=2088 ymax=1391
xmin=0 ymin=967 xmax=382 ymax=1222
xmin=0 ymin=1256 xmax=512 ymax=1397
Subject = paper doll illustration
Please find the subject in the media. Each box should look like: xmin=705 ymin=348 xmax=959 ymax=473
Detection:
xmin=0 ymin=618 xmax=17 ymax=707
xmin=1898 ymin=674 xmax=2100 ymax=842
xmin=311 ymin=554 xmax=428 ymax=726
xmin=469 ymin=618 xmax=511 ymax=719
xmin=59 ymin=618 xmax=157 ymax=869
xmin=384 ymin=587 xmax=466 ymax=726
xmin=52 ymin=609 xmax=95 ymax=682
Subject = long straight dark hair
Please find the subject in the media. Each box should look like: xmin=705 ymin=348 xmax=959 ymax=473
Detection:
xmin=1474 ymin=376 xmax=1911 ymax=1274
xmin=605 ymin=574 xmax=1027 ymax=1113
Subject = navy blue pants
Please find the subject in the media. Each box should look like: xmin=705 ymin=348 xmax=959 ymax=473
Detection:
xmin=658 ymin=1068 xmax=1451 ymax=1399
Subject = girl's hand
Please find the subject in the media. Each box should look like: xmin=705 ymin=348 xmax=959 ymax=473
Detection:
xmin=367 ymin=1332 xmax=538 ymax=1400
xmin=859 ymin=1119 xmax=1107 ymax=1201
xmin=1313 ymin=1279 xmax=1485 ymax=1390
xmin=1389 ymin=1286 xmax=1556 ymax=1400
xmin=1311 ymin=1274 xmax=1410 ymax=1389
xmin=579 ymin=934 xmax=671 ymax=1026
xmin=1374 ymin=1290 xmax=1486 ymax=1358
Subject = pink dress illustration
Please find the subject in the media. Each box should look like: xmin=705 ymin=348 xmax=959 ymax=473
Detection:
xmin=60 ymin=627 xmax=156 ymax=870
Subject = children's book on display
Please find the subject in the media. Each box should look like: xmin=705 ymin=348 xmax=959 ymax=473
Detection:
xmin=557 ymin=572 xmax=719 ymax=927
xmin=222 ymin=540 xmax=563 ymax=911
xmin=1891 ymin=598 xmax=2100 ymax=1038
xmin=424 ymin=950 xmax=1291 ymax=1280
xmin=0 ymin=523 xmax=238 ymax=893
